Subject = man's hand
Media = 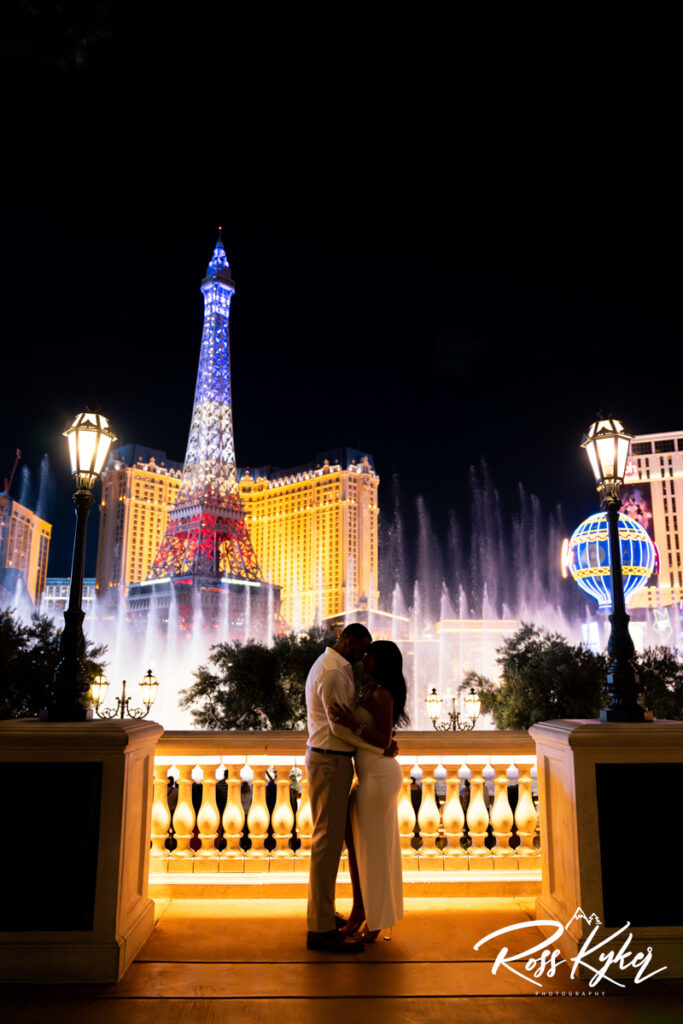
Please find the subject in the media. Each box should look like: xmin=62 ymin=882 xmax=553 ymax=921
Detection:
xmin=383 ymin=738 xmax=399 ymax=758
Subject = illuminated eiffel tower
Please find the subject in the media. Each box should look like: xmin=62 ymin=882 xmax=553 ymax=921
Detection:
xmin=127 ymin=234 xmax=279 ymax=636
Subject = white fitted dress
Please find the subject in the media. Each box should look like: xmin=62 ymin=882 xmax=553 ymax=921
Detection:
xmin=349 ymin=705 xmax=404 ymax=931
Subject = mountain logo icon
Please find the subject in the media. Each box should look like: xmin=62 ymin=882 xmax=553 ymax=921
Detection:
xmin=565 ymin=906 xmax=602 ymax=929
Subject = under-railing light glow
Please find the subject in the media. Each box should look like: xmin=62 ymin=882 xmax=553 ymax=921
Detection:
xmin=149 ymin=731 xmax=541 ymax=885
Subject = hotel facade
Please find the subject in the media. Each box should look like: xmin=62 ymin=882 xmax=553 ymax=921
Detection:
xmin=237 ymin=448 xmax=379 ymax=628
xmin=94 ymin=445 xmax=182 ymax=610
xmin=625 ymin=428 xmax=683 ymax=611
xmin=0 ymin=495 xmax=51 ymax=607
xmin=95 ymin=443 xmax=379 ymax=629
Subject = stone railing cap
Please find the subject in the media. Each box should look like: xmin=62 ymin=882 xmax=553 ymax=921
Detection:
xmin=0 ymin=718 xmax=164 ymax=753
xmin=529 ymin=718 xmax=683 ymax=750
xmin=156 ymin=728 xmax=535 ymax=758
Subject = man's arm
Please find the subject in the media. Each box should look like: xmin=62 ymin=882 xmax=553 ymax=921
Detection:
xmin=331 ymin=720 xmax=389 ymax=755
xmin=318 ymin=673 xmax=388 ymax=756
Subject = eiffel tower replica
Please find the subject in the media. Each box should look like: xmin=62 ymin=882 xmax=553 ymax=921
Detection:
xmin=127 ymin=234 xmax=280 ymax=637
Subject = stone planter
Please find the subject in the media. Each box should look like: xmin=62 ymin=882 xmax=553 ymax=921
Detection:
xmin=530 ymin=719 xmax=683 ymax=980
xmin=0 ymin=718 xmax=163 ymax=983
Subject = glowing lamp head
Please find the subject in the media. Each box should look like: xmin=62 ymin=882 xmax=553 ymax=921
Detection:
xmin=140 ymin=668 xmax=159 ymax=710
xmin=425 ymin=687 xmax=442 ymax=723
xmin=90 ymin=673 xmax=109 ymax=709
xmin=463 ymin=687 xmax=481 ymax=724
xmin=581 ymin=411 xmax=633 ymax=498
xmin=64 ymin=404 xmax=117 ymax=491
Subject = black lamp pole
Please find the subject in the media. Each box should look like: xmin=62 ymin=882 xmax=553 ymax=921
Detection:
xmin=582 ymin=410 xmax=647 ymax=723
xmin=45 ymin=404 xmax=116 ymax=722
xmin=48 ymin=487 xmax=95 ymax=721
xmin=602 ymin=490 xmax=645 ymax=723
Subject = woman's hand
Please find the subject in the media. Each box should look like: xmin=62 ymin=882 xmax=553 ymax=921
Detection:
xmin=329 ymin=701 xmax=358 ymax=730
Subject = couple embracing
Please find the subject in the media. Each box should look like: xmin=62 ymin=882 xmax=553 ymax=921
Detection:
xmin=304 ymin=623 xmax=409 ymax=953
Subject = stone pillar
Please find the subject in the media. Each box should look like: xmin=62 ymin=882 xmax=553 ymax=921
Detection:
xmin=0 ymin=718 xmax=163 ymax=983
xmin=530 ymin=719 xmax=683 ymax=979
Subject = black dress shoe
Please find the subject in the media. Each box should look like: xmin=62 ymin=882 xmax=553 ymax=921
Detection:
xmin=306 ymin=930 xmax=365 ymax=953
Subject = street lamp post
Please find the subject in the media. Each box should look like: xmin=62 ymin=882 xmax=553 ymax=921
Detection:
xmin=47 ymin=405 xmax=116 ymax=722
xmin=426 ymin=686 xmax=481 ymax=731
xmin=91 ymin=669 xmax=160 ymax=720
xmin=581 ymin=410 xmax=646 ymax=723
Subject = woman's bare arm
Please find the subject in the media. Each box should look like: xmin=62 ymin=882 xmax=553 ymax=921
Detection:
xmin=330 ymin=688 xmax=393 ymax=750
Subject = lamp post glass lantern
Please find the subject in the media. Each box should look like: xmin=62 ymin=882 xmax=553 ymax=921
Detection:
xmin=47 ymin=404 xmax=117 ymax=722
xmin=65 ymin=408 xmax=117 ymax=491
xmin=89 ymin=673 xmax=109 ymax=709
xmin=92 ymin=670 xmax=160 ymax=720
xmin=581 ymin=410 xmax=646 ymax=723
xmin=426 ymin=686 xmax=481 ymax=731
xmin=581 ymin=412 xmax=633 ymax=504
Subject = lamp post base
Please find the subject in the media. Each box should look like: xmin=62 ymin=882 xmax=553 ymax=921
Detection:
xmin=42 ymin=703 xmax=94 ymax=723
xmin=600 ymin=705 xmax=646 ymax=723
xmin=600 ymin=654 xmax=646 ymax=723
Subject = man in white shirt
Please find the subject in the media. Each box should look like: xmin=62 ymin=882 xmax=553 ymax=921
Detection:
xmin=305 ymin=622 xmax=397 ymax=952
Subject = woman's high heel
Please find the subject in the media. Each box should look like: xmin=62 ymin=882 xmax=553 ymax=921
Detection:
xmin=354 ymin=921 xmax=381 ymax=943
xmin=338 ymin=915 xmax=364 ymax=936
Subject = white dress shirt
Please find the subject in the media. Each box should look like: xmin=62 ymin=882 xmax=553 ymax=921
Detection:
xmin=305 ymin=647 xmax=384 ymax=755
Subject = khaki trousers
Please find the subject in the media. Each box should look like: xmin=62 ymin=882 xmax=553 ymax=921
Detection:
xmin=305 ymin=748 xmax=354 ymax=933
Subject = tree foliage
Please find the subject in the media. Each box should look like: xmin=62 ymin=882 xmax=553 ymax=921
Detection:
xmin=460 ymin=622 xmax=683 ymax=729
xmin=0 ymin=610 xmax=107 ymax=719
xmin=636 ymin=646 xmax=683 ymax=721
xmin=180 ymin=626 xmax=339 ymax=730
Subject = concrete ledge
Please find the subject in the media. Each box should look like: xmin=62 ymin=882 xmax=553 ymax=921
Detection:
xmin=0 ymin=939 xmax=125 ymax=984
xmin=0 ymin=897 xmax=154 ymax=983
xmin=117 ymin=896 xmax=156 ymax=980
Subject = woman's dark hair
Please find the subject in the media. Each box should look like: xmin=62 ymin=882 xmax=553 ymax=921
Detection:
xmin=366 ymin=640 xmax=410 ymax=728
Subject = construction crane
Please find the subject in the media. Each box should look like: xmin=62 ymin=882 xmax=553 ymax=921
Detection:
xmin=1 ymin=449 xmax=21 ymax=570
xmin=2 ymin=449 xmax=21 ymax=497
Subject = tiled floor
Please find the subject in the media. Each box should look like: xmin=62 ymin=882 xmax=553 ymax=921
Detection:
xmin=2 ymin=898 xmax=682 ymax=1023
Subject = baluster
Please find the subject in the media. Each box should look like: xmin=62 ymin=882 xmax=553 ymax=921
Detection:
xmin=270 ymin=767 xmax=295 ymax=871
xmin=442 ymin=767 xmax=467 ymax=871
xmin=294 ymin=773 xmax=313 ymax=871
xmin=169 ymin=764 xmax=196 ymax=871
xmin=245 ymin=766 xmax=270 ymax=871
xmin=531 ymin=764 xmax=541 ymax=849
xmin=397 ymin=763 xmax=418 ymax=869
xmin=150 ymin=763 xmax=171 ymax=870
xmin=490 ymin=762 xmax=515 ymax=868
xmin=466 ymin=764 xmax=493 ymax=868
xmin=195 ymin=766 xmax=220 ymax=872
xmin=417 ymin=766 xmax=443 ymax=867
xmin=515 ymin=762 xmax=541 ymax=870
xmin=219 ymin=766 xmax=245 ymax=873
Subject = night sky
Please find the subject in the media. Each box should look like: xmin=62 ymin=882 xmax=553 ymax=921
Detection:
xmin=2 ymin=7 xmax=681 ymax=582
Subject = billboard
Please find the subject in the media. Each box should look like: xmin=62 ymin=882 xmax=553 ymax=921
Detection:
xmin=620 ymin=482 xmax=659 ymax=584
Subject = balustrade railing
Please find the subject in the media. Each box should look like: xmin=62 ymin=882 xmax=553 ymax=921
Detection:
xmin=152 ymin=731 xmax=541 ymax=876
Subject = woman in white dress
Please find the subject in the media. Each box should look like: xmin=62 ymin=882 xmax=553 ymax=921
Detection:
xmin=330 ymin=640 xmax=410 ymax=942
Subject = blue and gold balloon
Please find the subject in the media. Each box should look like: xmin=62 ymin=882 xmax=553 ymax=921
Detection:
xmin=562 ymin=513 xmax=656 ymax=609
